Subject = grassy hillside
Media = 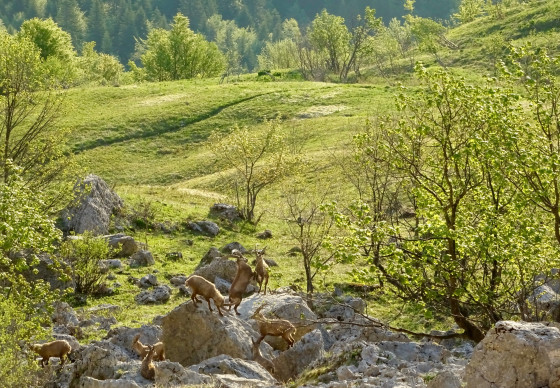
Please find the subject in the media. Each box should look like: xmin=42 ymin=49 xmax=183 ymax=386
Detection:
xmin=59 ymin=0 xmax=560 ymax=336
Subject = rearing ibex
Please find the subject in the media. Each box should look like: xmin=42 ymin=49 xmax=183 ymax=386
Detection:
xmin=254 ymin=247 xmax=269 ymax=294
xmin=251 ymin=304 xmax=296 ymax=348
xmin=228 ymin=249 xmax=253 ymax=315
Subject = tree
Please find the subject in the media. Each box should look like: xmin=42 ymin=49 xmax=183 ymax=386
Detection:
xmin=331 ymin=64 xmax=558 ymax=341
xmin=139 ymin=13 xmax=224 ymax=81
xmin=18 ymin=17 xmax=75 ymax=62
xmin=0 ymin=32 xmax=69 ymax=192
xmin=78 ymin=41 xmax=124 ymax=85
xmin=307 ymin=9 xmax=350 ymax=74
xmin=0 ymin=164 xmax=64 ymax=387
xmin=209 ymin=119 xmax=301 ymax=224
xmin=55 ymin=0 xmax=87 ymax=50
xmin=283 ymin=184 xmax=335 ymax=294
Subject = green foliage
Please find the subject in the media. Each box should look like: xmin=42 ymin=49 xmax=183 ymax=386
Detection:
xmin=209 ymin=119 xmax=302 ymax=224
xmin=0 ymin=166 xmax=63 ymax=386
xmin=139 ymin=13 xmax=224 ymax=81
xmin=78 ymin=41 xmax=123 ymax=85
xmin=454 ymin=0 xmax=485 ymax=23
xmin=60 ymin=231 xmax=113 ymax=295
xmin=18 ymin=17 xmax=75 ymax=62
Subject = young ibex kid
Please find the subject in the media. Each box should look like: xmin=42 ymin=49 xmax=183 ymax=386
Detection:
xmin=228 ymin=250 xmax=253 ymax=315
xmin=140 ymin=345 xmax=156 ymax=381
xmin=251 ymin=304 xmax=296 ymax=348
xmin=254 ymin=247 xmax=269 ymax=294
xmin=186 ymin=275 xmax=228 ymax=316
xmin=132 ymin=333 xmax=165 ymax=361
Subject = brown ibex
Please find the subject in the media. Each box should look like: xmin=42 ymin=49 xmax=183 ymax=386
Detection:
xmin=31 ymin=340 xmax=72 ymax=367
xmin=251 ymin=304 xmax=296 ymax=348
xmin=186 ymin=275 xmax=228 ymax=316
xmin=140 ymin=345 xmax=156 ymax=381
xmin=228 ymin=249 xmax=253 ymax=315
xmin=254 ymin=247 xmax=269 ymax=294
xmin=132 ymin=333 xmax=165 ymax=361
xmin=251 ymin=337 xmax=275 ymax=374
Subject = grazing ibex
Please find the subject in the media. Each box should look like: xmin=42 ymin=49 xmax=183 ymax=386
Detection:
xmin=251 ymin=337 xmax=275 ymax=374
xmin=140 ymin=345 xmax=156 ymax=381
xmin=228 ymin=249 xmax=253 ymax=315
xmin=132 ymin=333 xmax=165 ymax=361
xmin=251 ymin=304 xmax=296 ymax=348
xmin=254 ymin=247 xmax=269 ymax=294
xmin=186 ymin=275 xmax=228 ymax=316
xmin=31 ymin=340 xmax=72 ymax=367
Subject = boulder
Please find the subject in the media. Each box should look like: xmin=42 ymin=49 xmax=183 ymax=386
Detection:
xmin=215 ymin=276 xmax=232 ymax=295
xmin=257 ymin=230 xmax=272 ymax=239
xmin=528 ymin=284 xmax=560 ymax=320
xmin=428 ymin=371 xmax=462 ymax=388
xmin=155 ymin=361 xmax=212 ymax=386
xmin=196 ymin=247 xmax=222 ymax=269
xmin=221 ymin=242 xmax=248 ymax=254
xmin=100 ymin=259 xmax=123 ymax=270
xmin=61 ymin=174 xmax=123 ymax=235
xmin=72 ymin=345 xmax=120 ymax=380
xmin=274 ymin=329 xmax=325 ymax=382
xmin=129 ymin=250 xmax=155 ymax=267
xmin=135 ymin=285 xmax=171 ymax=304
xmin=161 ymin=301 xmax=258 ymax=367
xmin=193 ymin=257 xmax=238 ymax=283
xmin=189 ymin=354 xmax=276 ymax=384
xmin=169 ymin=275 xmax=188 ymax=287
xmin=210 ymin=203 xmax=242 ymax=222
xmin=137 ymin=274 xmax=158 ymax=288
xmin=187 ymin=221 xmax=220 ymax=237
xmin=105 ymin=325 xmax=162 ymax=358
xmin=106 ymin=234 xmax=139 ymax=257
xmin=464 ymin=320 xmax=560 ymax=388
xmin=165 ymin=251 xmax=182 ymax=261
xmin=78 ymin=377 xmax=141 ymax=388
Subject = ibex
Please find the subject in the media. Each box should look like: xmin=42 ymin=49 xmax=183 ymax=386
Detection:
xmin=186 ymin=275 xmax=228 ymax=316
xmin=251 ymin=304 xmax=296 ymax=348
xmin=254 ymin=247 xmax=269 ymax=294
xmin=31 ymin=340 xmax=72 ymax=367
xmin=140 ymin=345 xmax=156 ymax=381
xmin=251 ymin=337 xmax=275 ymax=374
xmin=228 ymin=249 xmax=253 ymax=315
xmin=132 ymin=333 xmax=165 ymax=361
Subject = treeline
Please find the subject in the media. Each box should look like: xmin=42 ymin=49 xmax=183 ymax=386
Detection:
xmin=0 ymin=0 xmax=460 ymax=65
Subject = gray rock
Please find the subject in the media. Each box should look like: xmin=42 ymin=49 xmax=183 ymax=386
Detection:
xmin=61 ymin=174 xmax=123 ymax=235
xmin=165 ymin=251 xmax=182 ymax=261
xmin=194 ymin=257 xmax=238 ymax=283
xmin=274 ymin=329 xmax=325 ymax=382
xmin=221 ymin=242 xmax=248 ymax=254
xmin=464 ymin=320 xmax=560 ymax=388
xmin=138 ymin=274 xmax=158 ymax=288
xmin=100 ymin=259 xmax=123 ymax=270
xmin=428 ymin=371 xmax=462 ymax=388
xmin=215 ymin=276 xmax=232 ymax=295
xmin=106 ymin=234 xmax=139 ymax=257
xmin=210 ymin=203 xmax=242 ymax=222
xmin=129 ymin=250 xmax=154 ymax=267
xmin=189 ymin=354 xmax=276 ymax=383
xmin=135 ymin=285 xmax=171 ymax=304
xmin=155 ymin=361 xmax=212 ymax=386
xmin=78 ymin=376 xmax=141 ymax=388
xmin=169 ymin=275 xmax=187 ymax=287
xmin=196 ymin=247 xmax=222 ymax=269
xmin=257 ymin=230 xmax=272 ymax=239
xmin=188 ymin=221 xmax=219 ymax=237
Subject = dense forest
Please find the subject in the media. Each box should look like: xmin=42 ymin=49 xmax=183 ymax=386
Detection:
xmin=0 ymin=0 xmax=460 ymax=64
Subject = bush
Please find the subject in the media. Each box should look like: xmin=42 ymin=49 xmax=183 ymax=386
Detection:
xmin=61 ymin=232 xmax=113 ymax=295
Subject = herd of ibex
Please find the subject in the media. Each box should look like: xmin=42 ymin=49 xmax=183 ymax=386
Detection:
xmin=32 ymin=246 xmax=292 ymax=380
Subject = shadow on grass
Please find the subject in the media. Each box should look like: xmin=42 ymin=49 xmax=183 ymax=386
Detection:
xmin=72 ymin=92 xmax=273 ymax=153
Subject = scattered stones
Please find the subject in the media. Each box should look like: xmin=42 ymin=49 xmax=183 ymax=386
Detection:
xmin=187 ymin=220 xmax=220 ymax=237
xmin=135 ymin=285 xmax=171 ymax=304
xmin=137 ymin=274 xmax=158 ymax=288
xmin=130 ymin=250 xmax=155 ymax=267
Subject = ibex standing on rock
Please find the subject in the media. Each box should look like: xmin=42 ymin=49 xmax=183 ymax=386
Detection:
xmin=251 ymin=304 xmax=296 ymax=348
xmin=132 ymin=333 xmax=165 ymax=361
xmin=186 ymin=275 xmax=228 ymax=316
xmin=228 ymin=249 xmax=253 ymax=315
xmin=254 ymin=247 xmax=269 ymax=294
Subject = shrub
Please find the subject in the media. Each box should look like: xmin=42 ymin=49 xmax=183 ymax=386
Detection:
xmin=61 ymin=231 xmax=113 ymax=295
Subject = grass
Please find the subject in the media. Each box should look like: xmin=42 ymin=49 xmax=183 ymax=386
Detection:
xmin=57 ymin=0 xmax=560 ymax=334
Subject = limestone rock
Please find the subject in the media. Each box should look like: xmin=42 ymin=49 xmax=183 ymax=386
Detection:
xmin=129 ymin=250 xmax=154 ymax=267
xmin=106 ymin=234 xmax=139 ymax=257
xmin=137 ymin=274 xmax=158 ymax=288
xmin=161 ymin=301 xmax=258 ymax=367
xmin=210 ymin=203 xmax=242 ymax=222
xmin=155 ymin=361 xmax=212 ymax=386
xmin=464 ymin=320 xmax=560 ymax=388
xmin=61 ymin=174 xmax=123 ymax=235
xmin=187 ymin=220 xmax=220 ymax=237
xmin=189 ymin=354 xmax=276 ymax=383
xmin=274 ymin=329 xmax=325 ymax=382
xmin=169 ymin=275 xmax=187 ymax=287
xmin=78 ymin=376 xmax=141 ymax=388
xmin=221 ymin=242 xmax=248 ymax=254
xmin=428 ymin=370 xmax=462 ymax=388
xmin=135 ymin=285 xmax=171 ymax=304
xmin=193 ymin=257 xmax=238 ymax=283
xmin=196 ymin=247 xmax=222 ymax=269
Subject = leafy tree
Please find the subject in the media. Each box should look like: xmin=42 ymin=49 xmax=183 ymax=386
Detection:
xmin=498 ymin=46 xmax=560 ymax=248
xmin=18 ymin=17 xmax=75 ymax=62
xmin=78 ymin=41 xmax=124 ymax=85
xmin=307 ymin=9 xmax=350 ymax=75
xmin=209 ymin=119 xmax=301 ymax=224
xmin=0 ymin=164 xmax=64 ymax=387
xmin=55 ymin=0 xmax=87 ymax=49
xmin=332 ymin=65 xmax=558 ymax=341
xmin=139 ymin=13 xmax=224 ymax=81
xmin=0 ymin=31 xmax=70 ymax=192
xmin=453 ymin=0 xmax=485 ymax=23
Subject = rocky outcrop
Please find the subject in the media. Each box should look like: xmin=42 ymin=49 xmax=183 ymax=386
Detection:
xmin=161 ymin=301 xmax=259 ymax=367
xmin=187 ymin=220 xmax=220 ymax=237
xmin=189 ymin=354 xmax=275 ymax=384
xmin=464 ymin=320 xmax=560 ymax=388
xmin=106 ymin=234 xmax=139 ymax=257
xmin=274 ymin=329 xmax=325 ymax=382
xmin=193 ymin=257 xmax=238 ymax=283
xmin=61 ymin=174 xmax=123 ymax=235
